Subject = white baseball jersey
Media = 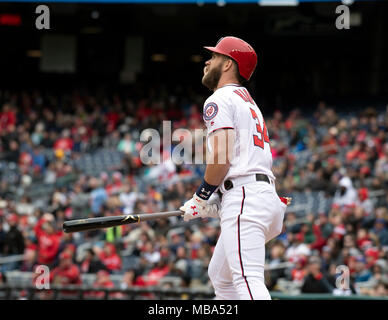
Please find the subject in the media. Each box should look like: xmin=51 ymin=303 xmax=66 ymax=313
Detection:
xmin=203 ymin=84 xmax=286 ymax=300
xmin=203 ymin=84 xmax=275 ymax=183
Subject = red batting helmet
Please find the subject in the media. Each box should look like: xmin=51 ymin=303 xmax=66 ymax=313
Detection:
xmin=204 ymin=36 xmax=257 ymax=81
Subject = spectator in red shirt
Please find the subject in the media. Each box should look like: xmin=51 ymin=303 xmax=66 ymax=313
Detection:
xmin=50 ymin=252 xmax=82 ymax=286
xmin=136 ymin=100 xmax=152 ymax=122
xmin=18 ymin=151 xmax=33 ymax=168
xmin=356 ymin=228 xmax=371 ymax=249
xmin=364 ymin=247 xmax=379 ymax=269
xmin=105 ymin=171 xmax=123 ymax=196
xmin=95 ymin=243 xmax=122 ymax=272
xmin=321 ymin=130 xmax=338 ymax=155
xmin=105 ymin=109 xmax=120 ymax=131
xmin=54 ymin=129 xmax=74 ymax=152
xmin=291 ymin=256 xmax=307 ymax=283
xmin=34 ymin=213 xmax=63 ymax=266
xmin=141 ymin=258 xmax=170 ymax=286
xmin=346 ymin=141 xmax=369 ymax=162
xmin=87 ymin=270 xmax=121 ymax=299
xmin=0 ymin=103 xmax=16 ymax=131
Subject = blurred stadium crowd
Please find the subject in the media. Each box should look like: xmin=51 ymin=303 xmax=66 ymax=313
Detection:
xmin=0 ymin=88 xmax=387 ymax=298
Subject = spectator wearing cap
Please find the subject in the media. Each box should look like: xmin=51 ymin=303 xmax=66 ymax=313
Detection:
xmin=58 ymin=243 xmax=76 ymax=264
xmin=301 ymin=256 xmax=334 ymax=294
xmin=94 ymin=243 xmax=122 ymax=273
xmin=50 ymin=251 xmax=82 ymax=286
xmin=364 ymin=247 xmax=379 ymax=269
xmin=354 ymin=255 xmax=372 ymax=283
xmin=291 ymin=256 xmax=307 ymax=284
xmin=2 ymin=213 xmax=25 ymax=271
xmin=34 ymin=213 xmax=62 ymax=266
xmin=356 ymin=188 xmax=374 ymax=216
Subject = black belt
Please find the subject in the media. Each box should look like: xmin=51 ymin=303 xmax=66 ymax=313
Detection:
xmin=217 ymin=174 xmax=270 ymax=198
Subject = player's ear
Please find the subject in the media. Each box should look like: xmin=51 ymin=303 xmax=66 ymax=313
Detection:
xmin=222 ymin=58 xmax=234 ymax=72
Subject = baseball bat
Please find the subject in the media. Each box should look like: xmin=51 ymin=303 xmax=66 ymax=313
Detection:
xmin=63 ymin=210 xmax=183 ymax=233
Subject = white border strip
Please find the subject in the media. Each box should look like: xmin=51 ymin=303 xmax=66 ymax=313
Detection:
xmin=259 ymin=0 xmax=299 ymax=6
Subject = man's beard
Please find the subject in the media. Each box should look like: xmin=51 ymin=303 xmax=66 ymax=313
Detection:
xmin=202 ymin=64 xmax=222 ymax=91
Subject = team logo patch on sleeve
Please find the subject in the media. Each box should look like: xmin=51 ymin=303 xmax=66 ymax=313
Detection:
xmin=203 ymin=102 xmax=218 ymax=121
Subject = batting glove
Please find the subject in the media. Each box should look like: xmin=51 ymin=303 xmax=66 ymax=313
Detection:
xmin=204 ymin=193 xmax=221 ymax=218
xmin=180 ymin=194 xmax=208 ymax=222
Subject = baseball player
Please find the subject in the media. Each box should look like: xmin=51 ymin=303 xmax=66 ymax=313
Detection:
xmin=180 ymin=36 xmax=289 ymax=300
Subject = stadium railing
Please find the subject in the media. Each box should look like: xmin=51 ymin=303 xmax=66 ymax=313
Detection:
xmin=1 ymin=284 xmax=387 ymax=300
xmin=270 ymin=292 xmax=388 ymax=300
xmin=0 ymin=284 xmax=215 ymax=300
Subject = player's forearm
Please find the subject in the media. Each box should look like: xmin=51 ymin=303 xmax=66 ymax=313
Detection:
xmin=204 ymin=129 xmax=234 ymax=186
xmin=195 ymin=129 xmax=234 ymax=200
xmin=204 ymin=163 xmax=230 ymax=186
xmin=194 ymin=158 xmax=230 ymax=201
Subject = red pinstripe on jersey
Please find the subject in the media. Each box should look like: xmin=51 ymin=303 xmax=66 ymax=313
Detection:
xmin=237 ymin=186 xmax=254 ymax=300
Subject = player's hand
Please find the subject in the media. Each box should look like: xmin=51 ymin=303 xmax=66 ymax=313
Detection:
xmin=180 ymin=194 xmax=208 ymax=222
xmin=204 ymin=193 xmax=221 ymax=218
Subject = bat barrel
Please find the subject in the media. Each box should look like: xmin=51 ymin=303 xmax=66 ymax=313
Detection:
xmin=63 ymin=215 xmax=134 ymax=233
xmin=62 ymin=210 xmax=182 ymax=233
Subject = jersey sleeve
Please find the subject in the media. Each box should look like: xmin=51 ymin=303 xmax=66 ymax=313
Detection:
xmin=202 ymin=95 xmax=234 ymax=135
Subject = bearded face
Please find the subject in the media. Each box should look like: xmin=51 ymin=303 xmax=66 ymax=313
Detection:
xmin=202 ymin=55 xmax=224 ymax=91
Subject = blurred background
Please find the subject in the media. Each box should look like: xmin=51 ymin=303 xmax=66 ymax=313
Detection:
xmin=0 ymin=0 xmax=387 ymax=300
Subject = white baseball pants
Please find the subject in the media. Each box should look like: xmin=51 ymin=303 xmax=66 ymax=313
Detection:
xmin=208 ymin=181 xmax=286 ymax=300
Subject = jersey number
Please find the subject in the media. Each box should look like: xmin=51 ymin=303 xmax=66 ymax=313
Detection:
xmin=250 ymin=108 xmax=270 ymax=149
xmin=233 ymin=89 xmax=271 ymax=150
